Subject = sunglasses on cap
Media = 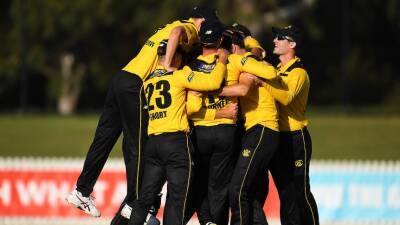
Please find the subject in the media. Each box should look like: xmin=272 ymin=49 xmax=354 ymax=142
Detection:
xmin=275 ymin=34 xmax=294 ymax=42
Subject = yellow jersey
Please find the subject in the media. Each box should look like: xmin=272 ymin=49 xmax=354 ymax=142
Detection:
xmin=265 ymin=57 xmax=309 ymax=131
xmin=144 ymin=62 xmax=227 ymax=135
xmin=228 ymin=52 xmax=279 ymax=131
xmin=187 ymin=53 xmax=236 ymax=126
xmin=123 ymin=19 xmax=198 ymax=80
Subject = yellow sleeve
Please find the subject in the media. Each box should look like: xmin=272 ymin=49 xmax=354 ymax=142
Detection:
xmin=186 ymin=92 xmax=202 ymax=115
xmin=265 ymin=68 xmax=307 ymax=106
xmin=175 ymin=63 xmax=226 ymax=91
xmin=244 ymin=37 xmax=266 ymax=58
xmin=239 ymin=56 xmax=277 ymax=80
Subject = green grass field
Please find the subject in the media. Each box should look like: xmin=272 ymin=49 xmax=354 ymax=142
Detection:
xmin=0 ymin=114 xmax=399 ymax=160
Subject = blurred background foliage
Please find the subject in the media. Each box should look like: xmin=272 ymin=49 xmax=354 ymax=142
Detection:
xmin=1 ymin=0 xmax=400 ymax=114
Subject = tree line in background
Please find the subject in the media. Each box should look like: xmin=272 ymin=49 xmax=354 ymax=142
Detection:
xmin=0 ymin=0 xmax=399 ymax=114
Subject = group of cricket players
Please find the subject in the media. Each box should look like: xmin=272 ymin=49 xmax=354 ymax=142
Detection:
xmin=66 ymin=6 xmax=319 ymax=225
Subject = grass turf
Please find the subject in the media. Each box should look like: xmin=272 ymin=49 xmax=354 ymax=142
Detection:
xmin=0 ymin=114 xmax=399 ymax=160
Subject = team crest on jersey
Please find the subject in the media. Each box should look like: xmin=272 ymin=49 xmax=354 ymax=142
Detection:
xmin=187 ymin=72 xmax=195 ymax=82
xmin=242 ymin=149 xmax=251 ymax=157
xmin=295 ymin=159 xmax=304 ymax=167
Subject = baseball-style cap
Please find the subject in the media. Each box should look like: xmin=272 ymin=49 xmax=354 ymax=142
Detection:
xmin=232 ymin=22 xmax=252 ymax=38
xmin=199 ymin=21 xmax=224 ymax=47
xmin=190 ymin=6 xmax=219 ymax=21
xmin=272 ymin=25 xmax=302 ymax=43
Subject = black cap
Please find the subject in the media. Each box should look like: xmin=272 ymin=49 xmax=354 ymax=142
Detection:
xmin=232 ymin=22 xmax=251 ymax=38
xmin=190 ymin=6 xmax=219 ymax=21
xmin=272 ymin=25 xmax=302 ymax=43
xmin=199 ymin=21 xmax=224 ymax=47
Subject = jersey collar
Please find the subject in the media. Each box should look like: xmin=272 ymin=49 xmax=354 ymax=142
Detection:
xmin=277 ymin=56 xmax=300 ymax=74
xmin=197 ymin=53 xmax=218 ymax=63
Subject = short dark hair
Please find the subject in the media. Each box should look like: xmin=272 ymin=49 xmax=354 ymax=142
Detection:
xmin=231 ymin=31 xmax=245 ymax=48
xmin=232 ymin=23 xmax=251 ymax=38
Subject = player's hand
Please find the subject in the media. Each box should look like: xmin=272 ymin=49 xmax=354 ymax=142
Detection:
xmin=216 ymin=103 xmax=238 ymax=119
xmin=217 ymin=48 xmax=229 ymax=64
xmin=242 ymin=73 xmax=264 ymax=86
xmin=188 ymin=90 xmax=202 ymax=97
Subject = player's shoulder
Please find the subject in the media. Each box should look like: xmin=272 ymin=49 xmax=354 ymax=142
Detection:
xmin=288 ymin=60 xmax=306 ymax=71
xmin=287 ymin=66 xmax=308 ymax=80
xmin=172 ymin=66 xmax=193 ymax=79
xmin=228 ymin=53 xmax=243 ymax=64
xmin=189 ymin=55 xmax=217 ymax=73
xmin=145 ymin=69 xmax=173 ymax=82
xmin=237 ymin=52 xmax=260 ymax=66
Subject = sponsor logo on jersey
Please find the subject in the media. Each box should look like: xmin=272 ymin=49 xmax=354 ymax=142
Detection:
xmin=207 ymin=98 xmax=227 ymax=109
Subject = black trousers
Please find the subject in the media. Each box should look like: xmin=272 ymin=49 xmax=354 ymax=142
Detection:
xmin=251 ymin=166 xmax=269 ymax=225
xmin=270 ymin=127 xmax=319 ymax=225
xmin=75 ymin=71 xmax=148 ymax=225
xmin=235 ymin=123 xmax=269 ymax=225
xmin=127 ymin=132 xmax=193 ymax=225
xmin=190 ymin=124 xmax=237 ymax=225
xmin=229 ymin=125 xmax=279 ymax=225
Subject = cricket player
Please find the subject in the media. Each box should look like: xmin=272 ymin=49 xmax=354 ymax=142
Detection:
xmin=266 ymin=25 xmax=320 ymax=225
xmin=185 ymin=21 xmax=238 ymax=225
xmin=124 ymin=37 xmax=229 ymax=225
xmin=230 ymin=23 xmax=272 ymax=225
xmin=216 ymin=31 xmax=279 ymax=225
xmin=66 ymin=6 xmax=217 ymax=225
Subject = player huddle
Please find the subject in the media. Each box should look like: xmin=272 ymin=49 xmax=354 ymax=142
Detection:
xmin=66 ymin=6 xmax=319 ymax=225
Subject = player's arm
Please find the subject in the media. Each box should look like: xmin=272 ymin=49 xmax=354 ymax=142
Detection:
xmin=219 ymin=72 xmax=258 ymax=97
xmin=240 ymin=56 xmax=277 ymax=80
xmin=186 ymin=91 xmax=203 ymax=116
xmin=245 ymin=37 xmax=266 ymax=59
xmin=251 ymin=48 xmax=264 ymax=59
xmin=265 ymin=68 xmax=308 ymax=106
xmin=189 ymin=103 xmax=238 ymax=121
xmin=215 ymin=103 xmax=238 ymax=119
xmin=175 ymin=49 xmax=229 ymax=91
xmin=164 ymin=26 xmax=188 ymax=71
